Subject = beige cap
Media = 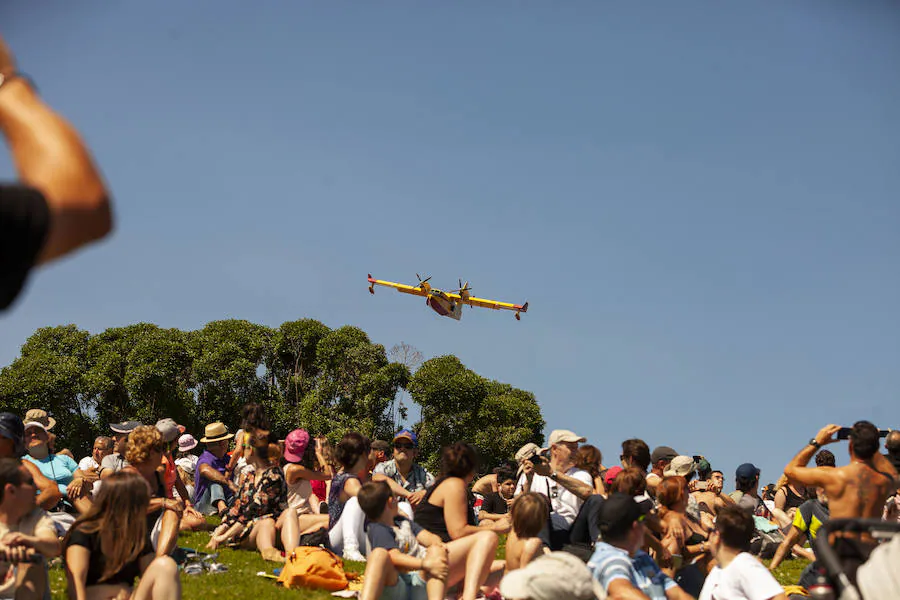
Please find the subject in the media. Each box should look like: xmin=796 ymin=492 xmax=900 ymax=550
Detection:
xmin=663 ymin=455 xmax=696 ymax=478
xmin=548 ymin=429 xmax=586 ymax=446
xmin=515 ymin=442 xmax=540 ymax=463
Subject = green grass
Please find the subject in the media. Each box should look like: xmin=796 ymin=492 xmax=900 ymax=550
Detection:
xmin=46 ymin=528 xmax=807 ymax=599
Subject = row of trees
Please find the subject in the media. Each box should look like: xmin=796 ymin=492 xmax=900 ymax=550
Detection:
xmin=0 ymin=320 xmax=544 ymax=472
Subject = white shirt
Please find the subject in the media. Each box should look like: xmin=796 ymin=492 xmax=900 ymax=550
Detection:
xmin=515 ymin=467 xmax=592 ymax=529
xmin=699 ymin=552 xmax=784 ymax=600
xmin=78 ymin=456 xmax=99 ymax=471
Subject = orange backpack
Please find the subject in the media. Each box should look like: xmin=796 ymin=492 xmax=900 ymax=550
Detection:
xmin=277 ymin=546 xmax=349 ymax=592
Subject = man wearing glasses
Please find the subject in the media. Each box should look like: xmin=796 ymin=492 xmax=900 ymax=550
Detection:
xmin=372 ymin=429 xmax=435 ymax=511
xmin=589 ymin=493 xmax=692 ymax=600
xmin=0 ymin=457 xmax=62 ymax=600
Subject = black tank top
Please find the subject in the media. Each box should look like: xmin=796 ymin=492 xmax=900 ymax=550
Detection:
xmin=413 ymin=479 xmax=476 ymax=543
xmin=781 ymin=485 xmax=806 ymax=511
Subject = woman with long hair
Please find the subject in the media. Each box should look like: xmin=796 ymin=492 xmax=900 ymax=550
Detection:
xmin=64 ymin=471 xmax=181 ymax=600
xmin=575 ymin=444 xmax=605 ymax=496
xmin=208 ymin=430 xmax=299 ymax=562
xmin=414 ymin=442 xmax=505 ymax=600
xmin=657 ymin=475 xmax=711 ymax=597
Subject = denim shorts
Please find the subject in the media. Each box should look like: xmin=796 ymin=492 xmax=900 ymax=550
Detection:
xmin=380 ymin=571 xmax=427 ymax=600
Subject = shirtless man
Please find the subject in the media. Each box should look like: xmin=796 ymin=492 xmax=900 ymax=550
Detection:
xmin=783 ymin=421 xmax=897 ymax=584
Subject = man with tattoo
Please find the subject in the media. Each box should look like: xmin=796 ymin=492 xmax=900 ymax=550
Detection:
xmin=783 ymin=421 xmax=898 ymax=584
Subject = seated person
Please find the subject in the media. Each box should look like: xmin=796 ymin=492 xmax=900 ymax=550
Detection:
xmin=699 ymin=504 xmax=786 ymax=600
xmin=588 ymin=493 xmax=692 ymax=600
xmin=477 ymin=469 xmax=515 ymax=527
xmin=357 ymin=481 xmax=449 ymax=600
xmin=64 ymin=471 xmax=180 ymax=600
xmin=194 ymin=422 xmax=237 ymax=516
xmin=504 ymin=493 xmax=548 ymax=572
xmin=0 ymin=458 xmax=62 ymax=600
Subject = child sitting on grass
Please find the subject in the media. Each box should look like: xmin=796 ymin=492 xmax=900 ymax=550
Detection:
xmin=357 ymin=481 xmax=449 ymax=600
xmin=504 ymin=492 xmax=549 ymax=571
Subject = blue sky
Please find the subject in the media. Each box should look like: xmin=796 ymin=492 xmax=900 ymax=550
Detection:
xmin=2 ymin=2 xmax=898 ymax=485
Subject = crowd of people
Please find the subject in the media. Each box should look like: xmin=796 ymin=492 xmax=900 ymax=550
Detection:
xmin=1 ymin=401 xmax=898 ymax=600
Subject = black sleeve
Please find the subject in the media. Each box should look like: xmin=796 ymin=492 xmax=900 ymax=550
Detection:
xmin=0 ymin=184 xmax=50 ymax=310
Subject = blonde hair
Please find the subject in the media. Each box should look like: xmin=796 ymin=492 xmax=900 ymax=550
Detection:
xmin=64 ymin=471 xmax=150 ymax=582
xmin=125 ymin=425 xmax=164 ymax=466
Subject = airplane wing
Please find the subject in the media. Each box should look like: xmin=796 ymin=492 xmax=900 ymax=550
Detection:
xmin=368 ymin=274 xmax=428 ymax=298
xmin=446 ymin=292 xmax=528 ymax=313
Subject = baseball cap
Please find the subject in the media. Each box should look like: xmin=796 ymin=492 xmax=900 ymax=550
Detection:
xmin=155 ymin=418 xmax=181 ymax=443
xmin=393 ymin=429 xmax=418 ymax=447
xmin=283 ymin=428 xmax=311 ymax=463
xmin=0 ymin=413 xmax=25 ymax=456
xmin=598 ymin=492 xmax=651 ymax=539
xmin=736 ymin=463 xmax=760 ymax=480
xmin=663 ymin=455 xmax=696 ymax=478
xmin=603 ymin=465 xmax=624 ymax=487
xmin=651 ymin=446 xmax=678 ymax=464
xmin=547 ymin=429 xmax=586 ymax=446
xmin=110 ymin=420 xmax=143 ymax=434
xmin=515 ymin=443 xmax=540 ymax=463
xmin=499 ymin=552 xmax=604 ymax=600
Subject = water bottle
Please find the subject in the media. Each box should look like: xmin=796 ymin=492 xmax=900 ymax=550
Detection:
xmin=807 ymin=572 xmax=835 ymax=600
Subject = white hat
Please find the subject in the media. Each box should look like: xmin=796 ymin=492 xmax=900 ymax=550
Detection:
xmin=663 ymin=455 xmax=696 ymax=478
xmin=500 ymin=552 xmax=604 ymax=600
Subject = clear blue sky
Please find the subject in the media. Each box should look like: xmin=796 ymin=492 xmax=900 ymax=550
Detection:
xmin=2 ymin=2 xmax=898 ymax=485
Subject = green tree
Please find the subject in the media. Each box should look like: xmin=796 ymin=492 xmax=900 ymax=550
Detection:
xmin=0 ymin=325 xmax=95 ymax=454
xmin=188 ymin=320 xmax=272 ymax=427
xmin=408 ymin=355 xmax=544 ymax=474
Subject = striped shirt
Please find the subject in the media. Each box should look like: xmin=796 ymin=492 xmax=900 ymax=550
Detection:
xmin=588 ymin=542 xmax=676 ymax=600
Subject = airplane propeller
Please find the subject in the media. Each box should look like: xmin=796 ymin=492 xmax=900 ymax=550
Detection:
xmin=416 ymin=273 xmax=432 ymax=287
xmin=450 ymin=278 xmax=472 ymax=294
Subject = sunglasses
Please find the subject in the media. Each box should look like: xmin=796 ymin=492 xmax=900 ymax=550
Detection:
xmin=393 ymin=442 xmax=415 ymax=450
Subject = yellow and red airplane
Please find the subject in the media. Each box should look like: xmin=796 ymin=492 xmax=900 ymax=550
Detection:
xmin=367 ymin=273 xmax=529 ymax=321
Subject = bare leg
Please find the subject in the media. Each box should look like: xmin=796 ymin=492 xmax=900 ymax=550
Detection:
xmin=277 ymin=509 xmax=300 ymax=552
xmin=155 ymin=510 xmax=180 ymax=557
xmin=298 ymin=513 xmax=329 ymax=534
xmin=132 ymin=556 xmax=181 ymax=600
xmin=251 ymin=518 xmax=283 ymax=562
xmin=445 ymin=530 xmax=499 ymax=600
xmin=13 ymin=563 xmax=47 ymax=600
xmin=359 ymin=548 xmax=398 ymax=600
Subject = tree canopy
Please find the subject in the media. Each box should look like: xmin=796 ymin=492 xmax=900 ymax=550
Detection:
xmin=0 ymin=321 xmax=543 ymax=470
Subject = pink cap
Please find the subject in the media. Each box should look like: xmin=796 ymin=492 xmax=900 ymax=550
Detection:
xmin=283 ymin=428 xmax=310 ymax=463
xmin=604 ymin=465 xmax=624 ymax=487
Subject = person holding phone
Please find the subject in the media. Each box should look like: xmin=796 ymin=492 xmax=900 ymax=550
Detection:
xmin=783 ymin=421 xmax=898 ymax=585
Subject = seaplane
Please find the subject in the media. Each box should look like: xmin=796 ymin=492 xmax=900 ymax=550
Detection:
xmin=367 ymin=274 xmax=529 ymax=321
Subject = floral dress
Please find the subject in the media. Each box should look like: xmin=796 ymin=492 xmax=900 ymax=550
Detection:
xmin=221 ymin=466 xmax=288 ymax=540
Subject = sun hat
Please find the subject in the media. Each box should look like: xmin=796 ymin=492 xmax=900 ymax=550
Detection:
xmin=24 ymin=409 xmax=55 ymax=430
xmin=500 ymin=552 xmax=604 ymax=600
xmin=663 ymin=455 xmax=696 ymax=478
xmin=199 ymin=422 xmax=234 ymax=443
xmin=178 ymin=433 xmax=198 ymax=452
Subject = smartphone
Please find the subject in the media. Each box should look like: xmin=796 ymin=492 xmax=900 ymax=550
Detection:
xmin=837 ymin=427 xmax=852 ymax=440
xmin=695 ymin=481 xmax=708 ymax=491
xmin=880 ymin=429 xmax=892 ymax=438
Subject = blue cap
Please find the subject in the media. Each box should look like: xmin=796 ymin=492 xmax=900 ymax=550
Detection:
xmin=735 ymin=463 xmax=760 ymax=480
xmin=393 ymin=429 xmax=418 ymax=447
